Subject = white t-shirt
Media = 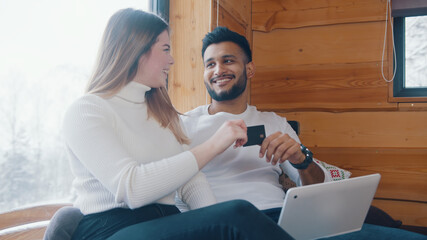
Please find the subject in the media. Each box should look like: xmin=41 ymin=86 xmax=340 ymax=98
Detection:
xmin=181 ymin=105 xmax=331 ymax=210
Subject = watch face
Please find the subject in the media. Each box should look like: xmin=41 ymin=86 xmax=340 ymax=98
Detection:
xmin=300 ymin=144 xmax=312 ymax=155
xmin=292 ymin=144 xmax=313 ymax=169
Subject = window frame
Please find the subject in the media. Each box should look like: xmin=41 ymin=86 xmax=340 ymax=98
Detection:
xmin=150 ymin=0 xmax=169 ymax=22
xmin=393 ymin=16 xmax=427 ymax=99
xmin=389 ymin=0 xmax=427 ymax=102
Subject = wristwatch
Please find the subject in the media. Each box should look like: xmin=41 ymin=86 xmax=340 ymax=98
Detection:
xmin=290 ymin=144 xmax=313 ymax=170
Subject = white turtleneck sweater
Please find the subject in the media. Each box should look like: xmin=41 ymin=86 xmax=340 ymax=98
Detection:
xmin=62 ymin=81 xmax=216 ymax=215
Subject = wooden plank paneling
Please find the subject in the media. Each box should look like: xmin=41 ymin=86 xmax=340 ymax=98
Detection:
xmin=252 ymin=0 xmax=386 ymax=32
xmin=0 ymin=204 xmax=73 ymax=239
xmin=251 ymin=1 xmax=396 ymax=112
xmin=0 ymin=204 xmax=66 ymax=230
xmin=309 ymin=147 xmax=427 ymax=202
xmin=399 ymin=103 xmax=427 ymax=111
xmin=213 ymin=0 xmax=251 ymax=31
xmin=280 ymin=112 xmax=427 ymax=148
xmin=212 ymin=0 xmax=252 ymax=45
xmin=253 ymin=21 xmax=386 ymax=67
xmin=169 ymin=0 xmax=212 ymax=113
xmin=0 ymin=227 xmax=46 ymax=240
xmin=251 ymin=62 xmax=397 ymax=111
xmin=372 ymin=199 xmax=427 ymax=227
xmin=215 ymin=6 xmax=248 ymax=36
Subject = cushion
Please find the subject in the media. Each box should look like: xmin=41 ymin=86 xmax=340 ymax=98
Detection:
xmin=43 ymin=206 xmax=84 ymax=240
xmin=314 ymin=159 xmax=352 ymax=181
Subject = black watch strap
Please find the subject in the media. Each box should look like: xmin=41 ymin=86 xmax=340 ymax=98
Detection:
xmin=290 ymin=144 xmax=313 ymax=170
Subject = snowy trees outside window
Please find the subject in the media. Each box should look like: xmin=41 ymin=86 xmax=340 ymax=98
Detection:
xmin=0 ymin=0 xmax=149 ymax=213
xmin=405 ymin=15 xmax=427 ymax=88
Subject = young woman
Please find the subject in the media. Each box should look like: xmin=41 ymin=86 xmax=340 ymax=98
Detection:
xmin=63 ymin=8 xmax=292 ymax=240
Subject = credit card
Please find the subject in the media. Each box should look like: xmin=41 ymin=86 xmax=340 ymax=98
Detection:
xmin=243 ymin=125 xmax=266 ymax=147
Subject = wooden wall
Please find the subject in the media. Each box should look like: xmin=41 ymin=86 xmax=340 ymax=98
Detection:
xmin=251 ymin=0 xmax=427 ymax=227
xmin=169 ymin=0 xmax=427 ymax=227
xmin=168 ymin=0 xmax=211 ymax=112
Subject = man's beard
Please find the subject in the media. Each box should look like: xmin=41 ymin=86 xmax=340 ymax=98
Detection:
xmin=205 ymin=68 xmax=247 ymax=101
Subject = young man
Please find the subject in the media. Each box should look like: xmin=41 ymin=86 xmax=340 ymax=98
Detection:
xmin=180 ymin=26 xmax=340 ymax=221
xmin=179 ymin=27 xmax=427 ymax=240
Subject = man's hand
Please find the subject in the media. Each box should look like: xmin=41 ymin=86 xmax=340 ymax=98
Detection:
xmin=259 ymin=131 xmax=325 ymax=185
xmin=259 ymin=131 xmax=305 ymax=166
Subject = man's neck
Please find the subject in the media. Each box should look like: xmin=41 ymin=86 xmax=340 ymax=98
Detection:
xmin=208 ymin=93 xmax=248 ymax=115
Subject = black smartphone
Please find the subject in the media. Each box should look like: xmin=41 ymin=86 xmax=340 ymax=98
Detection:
xmin=243 ymin=125 xmax=266 ymax=147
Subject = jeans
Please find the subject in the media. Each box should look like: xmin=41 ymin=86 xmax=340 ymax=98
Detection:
xmin=260 ymin=207 xmax=426 ymax=240
xmin=320 ymin=224 xmax=427 ymax=240
xmin=73 ymin=200 xmax=293 ymax=240
xmin=72 ymin=203 xmax=181 ymax=240
xmin=261 ymin=207 xmax=282 ymax=223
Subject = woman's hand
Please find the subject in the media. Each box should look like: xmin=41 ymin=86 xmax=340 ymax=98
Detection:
xmin=210 ymin=119 xmax=248 ymax=150
xmin=190 ymin=119 xmax=247 ymax=169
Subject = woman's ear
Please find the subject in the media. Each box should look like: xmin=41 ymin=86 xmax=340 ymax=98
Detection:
xmin=246 ymin=62 xmax=255 ymax=79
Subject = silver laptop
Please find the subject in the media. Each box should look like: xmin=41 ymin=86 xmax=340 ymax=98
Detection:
xmin=278 ymin=173 xmax=381 ymax=240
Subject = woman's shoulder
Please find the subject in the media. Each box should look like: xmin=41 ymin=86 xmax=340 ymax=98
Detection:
xmin=75 ymin=93 xmax=105 ymax=103
xmin=68 ymin=94 xmax=109 ymax=110
xmin=64 ymin=94 xmax=114 ymax=121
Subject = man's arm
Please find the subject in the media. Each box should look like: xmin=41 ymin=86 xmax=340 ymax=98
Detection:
xmin=297 ymin=161 xmax=325 ymax=185
xmin=259 ymin=131 xmax=324 ymax=186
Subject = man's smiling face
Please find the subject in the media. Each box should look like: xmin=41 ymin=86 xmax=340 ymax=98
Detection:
xmin=203 ymin=41 xmax=249 ymax=101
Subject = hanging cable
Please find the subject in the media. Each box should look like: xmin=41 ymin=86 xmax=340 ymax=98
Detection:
xmin=381 ymin=0 xmax=397 ymax=82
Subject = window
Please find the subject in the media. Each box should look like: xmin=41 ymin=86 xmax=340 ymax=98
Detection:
xmin=392 ymin=0 xmax=427 ymax=98
xmin=0 ymin=0 xmax=149 ymax=213
xmin=151 ymin=0 xmax=170 ymax=22
xmin=393 ymin=16 xmax=427 ymax=97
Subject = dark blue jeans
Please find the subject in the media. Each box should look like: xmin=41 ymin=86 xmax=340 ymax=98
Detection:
xmin=260 ymin=208 xmax=426 ymax=240
xmin=261 ymin=207 xmax=282 ymax=223
xmin=72 ymin=203 xmax=181 ymax=240
xmin=72 ymin=200 xmax=293 ymax=240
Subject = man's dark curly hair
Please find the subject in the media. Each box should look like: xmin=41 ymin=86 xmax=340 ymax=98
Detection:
xmin=201 ymin=26 xmax=252 ymax=63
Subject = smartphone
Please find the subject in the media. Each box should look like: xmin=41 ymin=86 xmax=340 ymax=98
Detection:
xmin=243 ymin=125 xmax=266 ymax=147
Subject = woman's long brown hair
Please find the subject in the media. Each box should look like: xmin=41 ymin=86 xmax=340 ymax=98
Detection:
xmin=86 ymin=8 xmax=189 ymax=144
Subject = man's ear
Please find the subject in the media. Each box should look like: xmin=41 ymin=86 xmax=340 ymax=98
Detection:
xmin=246 ymin=62 xmax=255 ymax=79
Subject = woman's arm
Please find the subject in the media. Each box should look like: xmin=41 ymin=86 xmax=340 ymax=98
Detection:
xmin=63 ymin=96 xmax=200 ymax=209
xmin=177 ymin=171 xmax=216 ymax=210
xmin=63 ymin=96 xmax=247 ymax=209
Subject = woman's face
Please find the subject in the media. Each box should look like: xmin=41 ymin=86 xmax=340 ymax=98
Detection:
xmin=133 ymin=30 xmax=174 ymax=88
